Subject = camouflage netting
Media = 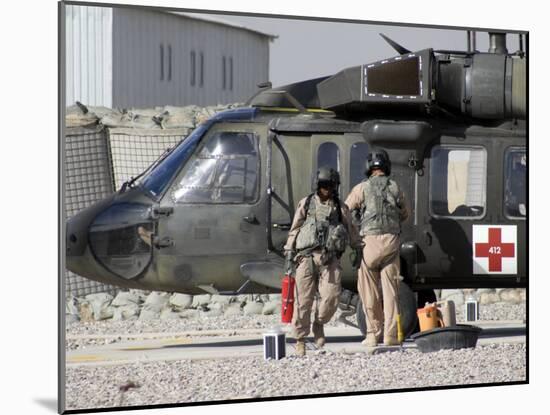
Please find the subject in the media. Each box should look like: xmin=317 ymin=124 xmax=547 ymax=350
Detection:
xmin=64 ymin=102 xmax=243 ymax=298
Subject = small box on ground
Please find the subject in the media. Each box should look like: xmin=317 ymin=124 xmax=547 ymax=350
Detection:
xmin=465 ymin=299 xmax=479 ymax=322
xmin=263 ymin=327 xmax=286 ymax=360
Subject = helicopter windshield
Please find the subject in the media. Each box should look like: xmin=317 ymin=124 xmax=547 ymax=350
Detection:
xmin=139 ymin=123 xmax=208 ymax=198
xmin=171 ymin=131 xmax=259 ymax=204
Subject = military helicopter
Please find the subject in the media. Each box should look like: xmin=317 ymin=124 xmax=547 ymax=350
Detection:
xmin=66 ymin=31 xmax=527 ymax=337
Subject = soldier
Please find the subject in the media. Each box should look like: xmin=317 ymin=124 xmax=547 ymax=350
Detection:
xmin=284 ymin=166 xmax=360 ymax=356
xmin=345 ymin=149 xmax=410 ymax=347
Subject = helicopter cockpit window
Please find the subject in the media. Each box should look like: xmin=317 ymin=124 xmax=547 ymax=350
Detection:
xmin=430 ymin=145 xmax=487 ymax=218
xmin=504 ymin=148 xmax=526 ymax=218
xmin=172 ymin=131 xmax=259 ymax=204
xmin=349 ymin=142 xmax=370 ymax=190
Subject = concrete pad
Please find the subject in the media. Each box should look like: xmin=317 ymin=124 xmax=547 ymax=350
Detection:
xmin=66 ymin=322 xmax=525 ymax=368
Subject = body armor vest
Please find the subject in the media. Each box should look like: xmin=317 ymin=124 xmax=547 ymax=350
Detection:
xmin=295 ymin=194 xmax=348 ymax=255
xmin=360 ymin=175 xmax=401 ymax=236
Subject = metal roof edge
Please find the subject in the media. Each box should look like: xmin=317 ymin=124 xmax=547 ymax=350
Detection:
xmin=167 ymin=11 xmax=278 ymax=40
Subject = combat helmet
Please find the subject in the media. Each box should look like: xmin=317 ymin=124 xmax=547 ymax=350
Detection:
xmin=365 ymin=149 xmax=391 ymax=177
xmin=316 ymin=166 xmax=340 ymax=191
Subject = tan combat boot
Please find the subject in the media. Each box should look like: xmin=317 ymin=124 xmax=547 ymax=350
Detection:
xmin=295 ymin=339 xmax=306 ymax=357
xmin=312 ymin=322 xmax=326 ymax=348
xmin=384 ymin=338 xmax=400 ymax=346
xmin=361 ymin=333 xmax=378 ymax=347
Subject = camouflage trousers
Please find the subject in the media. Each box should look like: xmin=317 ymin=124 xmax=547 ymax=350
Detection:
xmin=358 ymin=234 xmax=400 ymax=343
xmin=292 ymin=251 xmax=342 ymax=340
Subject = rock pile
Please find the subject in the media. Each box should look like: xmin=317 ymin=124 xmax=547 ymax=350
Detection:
xmin=439 ymin=288 xmax=526 ymax=305
xmin=67 ymin=290 xmax=282 ymax=323
xmin=66 ymin=288 xmax=525 ymax=324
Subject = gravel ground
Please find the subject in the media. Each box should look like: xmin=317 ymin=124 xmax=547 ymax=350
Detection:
xmin=64 ymin=302 xmax=526 ymax=411
xmin=456 ymin=302 xmax=526 ymax=322
xmin=65 ymin=308 xmax=358 ymax=350
xmin=65 ymin=342 xmax=526 ymax=411
xmin=65 ymin=302 xmax=526 ymax=350
xmin=67 ymin=313 xmax=316 ymax=337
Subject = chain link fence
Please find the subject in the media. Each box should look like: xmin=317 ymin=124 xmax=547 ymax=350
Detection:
xmin=63 ymin=104 xmax=234 ymax=298
xmin=107 ymin=128 xmax=190 ymax=190
xmin=65 ymin=127 xmax=188 ymax=298
xmin=64 ymin=126 xmax=119 ymax=297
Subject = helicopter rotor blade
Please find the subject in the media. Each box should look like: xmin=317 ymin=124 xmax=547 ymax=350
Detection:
xmin=379 ymin=33 xmax=411 ymax=55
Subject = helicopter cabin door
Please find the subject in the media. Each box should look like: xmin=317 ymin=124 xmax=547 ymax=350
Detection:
xmin=153 ymin=122 xmax=268 ymax=292
xmin=267 ymin=131 xmax=313 ymax=254
xmin=268 ymin=132 xmax=357 ymax=253
xmin=268 ymin=131 xmax=366 ymax=256
xmin=414 ymin=134 xmax=526 ymax=287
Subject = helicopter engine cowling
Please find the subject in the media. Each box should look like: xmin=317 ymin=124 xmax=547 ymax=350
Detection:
xmin=436 ymin=53 xmax=525 ymax=120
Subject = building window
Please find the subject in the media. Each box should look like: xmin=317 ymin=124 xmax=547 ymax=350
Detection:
xmin=190 ymin=51 xmax=196 ymax=86
xmin=160 ymin=44 xmax=164 ymax=81
xmin=199 ymin=52 xmax=204 ymax=87
xmin=167 ymin=44 xmax=172 ymax=81
xmin=349 ymin=142 xmax=370 ymax=190
xmin=222 ymin=56 xmax=226 ymax=90
xmin=229 ymin=57 xmax=233 ymax=90
xmin=429 ymin=145 xmax=487 ymax=218
xmin=172 ymin=131 xmax=260 ymax=204
xmin=504 ymin=147 xmax=526 ymax=219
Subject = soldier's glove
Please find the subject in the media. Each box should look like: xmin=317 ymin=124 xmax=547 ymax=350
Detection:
xmin=320 ymin=249 xmax=332 ymax=266
xmin=285 ymin=251 xmax=296 ymax=276
xmin=350 ymin=247 xmax=363 ymax=269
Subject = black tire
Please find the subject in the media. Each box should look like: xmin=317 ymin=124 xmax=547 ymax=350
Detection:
xmin=355 ymin=281 xmax=418 ymax=339
xmin=417 ymin=289 xmax=437 ymax=307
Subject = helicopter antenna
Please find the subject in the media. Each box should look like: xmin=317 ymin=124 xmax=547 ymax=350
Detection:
xmin=379 ymin=33 xmax=411 ymax=55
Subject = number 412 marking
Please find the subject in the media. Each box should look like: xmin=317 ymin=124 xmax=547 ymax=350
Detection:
xmin=488 ymin=247 xmax=501 ymax=254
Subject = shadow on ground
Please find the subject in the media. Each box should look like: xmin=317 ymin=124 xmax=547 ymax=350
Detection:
xmin=34 ymin=398 xmax=57 ymax=412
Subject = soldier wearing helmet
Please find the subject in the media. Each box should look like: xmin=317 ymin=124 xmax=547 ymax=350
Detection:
xmin=284 ymin=166 xmax=361 ymax=356
xmin=345 ymin=149 xmax=410 ymax=347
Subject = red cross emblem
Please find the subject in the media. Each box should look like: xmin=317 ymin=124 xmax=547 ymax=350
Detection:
xmin=474 ymin=228 xmax=515 ymax=272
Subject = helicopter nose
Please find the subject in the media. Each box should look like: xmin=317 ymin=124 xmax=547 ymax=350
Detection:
xmin=66 ymin=215 xmax=87 ymax=259
xmin=66 ymin=215 xmax=90 ymax=276
xmin=66 ymin=195 xmax=155 ymax=283
xmin=65 ymin=195 xmax=116 ymax=277
xmin=66 ymin=208 xmax=102 ymax=278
